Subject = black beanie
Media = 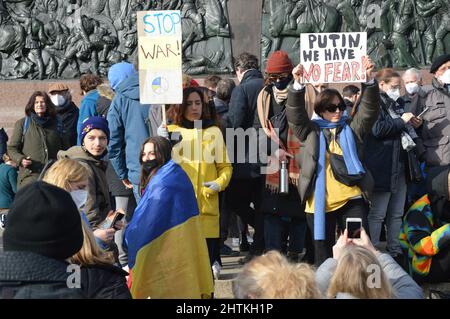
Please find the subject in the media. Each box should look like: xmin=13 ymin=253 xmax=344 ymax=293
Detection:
xmin=3 ymin=181 xmax=84 ymax=260
xmin=430 ymin=54 xmax=450 ymax=74
xmin=426 ymin=166 xmax=450 ymax=223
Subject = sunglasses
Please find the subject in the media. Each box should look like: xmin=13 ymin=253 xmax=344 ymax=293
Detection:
xmin=267 ymin=73 xmax=290 ymax=82
xmin=325 ymin=103 xmax=346 ymax=113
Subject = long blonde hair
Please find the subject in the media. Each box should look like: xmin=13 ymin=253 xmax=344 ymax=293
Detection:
xmin=233 ymin=250 xmax=321 ymax=299
xmin=327 ymin=246 xmax=393 ymax=299
xmin=42 ymin=158 xmax=114 ymax=266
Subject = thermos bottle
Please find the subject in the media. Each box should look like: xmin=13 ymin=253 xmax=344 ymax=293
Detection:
xmin=279 ymin=160 xmax=289 ymax=195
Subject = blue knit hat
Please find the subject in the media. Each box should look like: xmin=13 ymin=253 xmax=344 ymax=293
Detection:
xmin=79 ymin=116 xmax=110 ymax=145
xmin=108 ymin=61 xmax=136 ymax=91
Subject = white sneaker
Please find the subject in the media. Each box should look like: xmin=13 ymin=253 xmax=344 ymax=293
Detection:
xmin=212 ymin=261 xmax=221 ymax=280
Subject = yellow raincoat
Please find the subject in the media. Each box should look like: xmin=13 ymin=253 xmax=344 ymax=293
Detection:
xmin=168 ymin=124 xmax=232 ymax=238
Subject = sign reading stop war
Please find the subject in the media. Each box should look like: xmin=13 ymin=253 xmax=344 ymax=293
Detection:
xmin=137 ymin=10 xmax=182 ymax=104
xmin=300 ymin=32 xmax=367 ymax=84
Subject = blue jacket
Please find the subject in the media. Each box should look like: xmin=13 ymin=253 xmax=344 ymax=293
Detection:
xmin=77 ymin=90 xmax=99 ymax=144
xmin=107 ymin=73 xmax=154 ymax=186
xmin=0 ymin=163 xmax=17 ymax=209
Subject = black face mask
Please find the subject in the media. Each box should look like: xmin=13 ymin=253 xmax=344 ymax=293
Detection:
xmin=272 ymin=77 xmax=291 ymax=90
xmin=142 ymin=159 xmax=159 ymax=175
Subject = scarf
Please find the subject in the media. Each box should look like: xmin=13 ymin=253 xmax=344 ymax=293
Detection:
xmin=272 ymin=85 xmax=289 ymax=104
xmin=31 ymin=113 xmax=51 ymax=127
xmin=311 ymin=113 xmax=365 ymax=240
xmin=181 ymin=119 xmax=215 ymax=129
xmin=383 ymin=94 xmax=417 ymax=151
xmin=257 ymin=87 xmax=301 ymax=193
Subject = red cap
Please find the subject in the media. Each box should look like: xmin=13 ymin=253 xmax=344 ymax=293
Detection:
xmin=265 ymin=51 xmax=293 ymax=74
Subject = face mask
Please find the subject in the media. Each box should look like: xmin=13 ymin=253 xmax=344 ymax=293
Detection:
xmin=405 ymin=83 xmax=420 ymax=95
xmin=70 ymin=189 xmax=88 ymax=210
xmin=142 ymin=159 xmax=159 ymax=175
xmin=386 ymin=88 xmax=400 ymax=101
xmin=272 ymin=77 xmax=291 ymax=90
xmin=50 ymin=94 xmax=66 ymax=106
xmin=439 ymin=69 xmax=450 ymax=85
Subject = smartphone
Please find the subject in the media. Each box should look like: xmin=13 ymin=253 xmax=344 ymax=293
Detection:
xmin=111 ymin=211 xmax=125 ymax=230
xmin=99 ymin=211 xmax=125 ymax=229
xmin=346 ymin=218 xmax=362 ymax=239
xmin=417 ymin=106 xmax=430 ymax=119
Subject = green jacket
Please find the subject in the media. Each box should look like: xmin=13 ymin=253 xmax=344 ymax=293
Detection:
xmin=7 ymin=117 xmax=64 ymax=189
xmin=58 ymin=146 xmax=111 ymax=229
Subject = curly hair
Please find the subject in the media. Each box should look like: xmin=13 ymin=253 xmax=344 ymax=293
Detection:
xmin=80 ymin=74 xmax=103 ymax=93
xmin=24 ymin=91 xmax=56 ymax=118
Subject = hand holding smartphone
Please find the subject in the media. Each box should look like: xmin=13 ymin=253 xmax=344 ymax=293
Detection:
xmin=99 ymin=210 xmax=125 ymax=230
xmin=346 ymin=218 xmax=362 ymax=239
xmin=417 ymin=106 xmax=430 ymax=119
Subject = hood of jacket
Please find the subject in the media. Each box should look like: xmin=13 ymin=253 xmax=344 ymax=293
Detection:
xmin=58 ymin=146 xmax=105 ymax=168
xmin=97 ymin=84 xmax=115 ymax=100
xmin=114 ymin=72 xmax=140 ymax=101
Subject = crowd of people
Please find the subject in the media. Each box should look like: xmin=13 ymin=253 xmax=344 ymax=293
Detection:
xmin=0 ymin=51 xmax=449 ymax=299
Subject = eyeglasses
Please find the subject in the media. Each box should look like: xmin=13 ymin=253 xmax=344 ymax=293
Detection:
xmin=325 ymin=103 xmax=346 ymax=113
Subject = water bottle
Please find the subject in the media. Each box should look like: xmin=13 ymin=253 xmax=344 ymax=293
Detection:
xmin=279 ymin=160 xmax=289 ymax=195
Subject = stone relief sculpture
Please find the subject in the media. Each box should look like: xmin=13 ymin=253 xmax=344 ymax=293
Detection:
xmin=0 ymin=0 xmax=233 ymax=79
xmin=261 ymin=0 xmax=450 ymax=69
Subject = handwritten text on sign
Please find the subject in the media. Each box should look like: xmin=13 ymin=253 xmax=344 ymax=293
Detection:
xmin=300 ymin=32 xmax=367 ymax=84
xmin=138 ymin=10 xmax=182 ymax=104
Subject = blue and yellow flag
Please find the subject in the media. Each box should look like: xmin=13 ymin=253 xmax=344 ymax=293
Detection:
xmin=125 ymin=160 xmax=214 ymax=299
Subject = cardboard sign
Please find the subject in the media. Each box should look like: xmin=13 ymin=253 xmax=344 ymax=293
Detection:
xmin=300 ymin=32 xmax=367 ymax=84
xmin=137 ymin=10 xmax=182 ymax=104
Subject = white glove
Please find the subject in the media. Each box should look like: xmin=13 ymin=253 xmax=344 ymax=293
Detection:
xmin=203 ymin=181 xmax=220 ymax=193
xmin=157 ymin=124 xmax=169 ymax=139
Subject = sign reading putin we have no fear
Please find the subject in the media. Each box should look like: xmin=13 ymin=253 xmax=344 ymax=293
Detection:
xmin=300 ymin=32 xmax=367 ymax=84
xmin=138 ymin=10 xmax=183 ymax=105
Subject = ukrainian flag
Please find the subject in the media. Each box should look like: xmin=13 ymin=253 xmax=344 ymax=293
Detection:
xmin=125 ymin=160 xmax=214 ymax=299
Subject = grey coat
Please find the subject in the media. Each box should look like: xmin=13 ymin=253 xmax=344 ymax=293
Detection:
xmin=285 ymin=80 xmax=380 ymax=204
xmin=315 ymin=253 xmax=424 ymax=299
xmin=420 ymin=78 xmax=450 ymax=167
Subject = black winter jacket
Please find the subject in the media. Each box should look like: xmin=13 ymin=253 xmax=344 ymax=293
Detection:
xmin=80 ymin=264 xmax=131 ymax=299
xmin=227 ymin=69 xmax=264 ymax=179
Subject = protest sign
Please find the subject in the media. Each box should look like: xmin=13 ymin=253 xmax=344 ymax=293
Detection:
xmin=138 ymin=10 xmax=182 ymax=105
xmin=300 ymin=32 xmax=367 ymax=84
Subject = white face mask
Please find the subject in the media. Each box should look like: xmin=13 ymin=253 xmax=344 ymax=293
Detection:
xmin=50 ymin=94 xmax=66 ymax=106
xmin=405 ymin=83 xmax=420 ymax=95
xmin=386 ymin=88 xmax=401 ymax=101
xmin=70 ymin=190 xmax=88 ymax=210
xmin=439 ymin=69 xmax=450 ymax=85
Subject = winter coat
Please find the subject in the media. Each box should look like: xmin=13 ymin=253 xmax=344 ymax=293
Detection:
xmin=56 ymin=100 xmax=79 ymax=148
xmin=80 ymin=264 xmax=131 ymax=299
xmin=255 ymin=86 xmax=304 ymax=218
xmin=363 ymin=92 xmax=407 ymax=193
xmin=285 ymin=80 xmax=380 ymax=204
xmin=420 ymin=78 xmax=450 ymax=167
xmin=58 ymin=146 xmax=111 ymax=229
xmin=167 ymin=124 xmax=233 ymax=238
xmin=0 ymin=163 xmax=17 ymax=209
xmin=77 ymin=89 xmax=99 ymax=144
xmin=401 ymin=88 xmax=428 ymax=116
xmin=315 ymin=253 xmax=424 ymax=299
xmin=7 ymin=116 xmax=64 ymax=189
xmin=0 ymin=251 xmax=85 ymax=299
xmin=227 ymin=69 xmax=264 ymax=179
xmin=107 ymin=73 xmax=162 ymax=186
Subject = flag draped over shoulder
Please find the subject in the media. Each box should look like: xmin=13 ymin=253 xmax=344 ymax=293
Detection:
xmin=124 ymin=160 xmax=214 ymax=299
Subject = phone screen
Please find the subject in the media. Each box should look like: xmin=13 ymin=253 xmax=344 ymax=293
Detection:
xmin=347 ymin=221 xmax=362 ymax=239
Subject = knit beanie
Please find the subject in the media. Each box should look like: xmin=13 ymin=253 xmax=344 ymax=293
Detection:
xmin=265 ymin=51 xmax=293 ymax=74
xmin=3 ymin=181 xmax=83 ymax=260
xmin=108 ymin=62 xmax=136 ymax=91
xmin=79 ymin=116 xmax=110 ymax=145
xmin=430 ymin=54 xmax=450 ymax=74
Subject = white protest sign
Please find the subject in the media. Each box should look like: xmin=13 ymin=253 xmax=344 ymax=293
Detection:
xmin=137 ymin=10 xmax=182 ymax=104
xmin=300 ymin=32 xmax=367 ymax=84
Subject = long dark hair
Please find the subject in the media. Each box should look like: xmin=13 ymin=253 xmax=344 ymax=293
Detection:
xmin=314 ymin=88 xmax=346 ymax=115
xmin=171 ymin=87 xmax=218 ymax=126
xmin=24 ymin=91 xmax=56 ymax=118
xmin=139 ymin=136 xmax=173 ymax=190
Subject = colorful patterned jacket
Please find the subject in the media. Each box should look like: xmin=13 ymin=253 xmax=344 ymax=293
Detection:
xmin=400 ymin=195 xmax=450 ymax=278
